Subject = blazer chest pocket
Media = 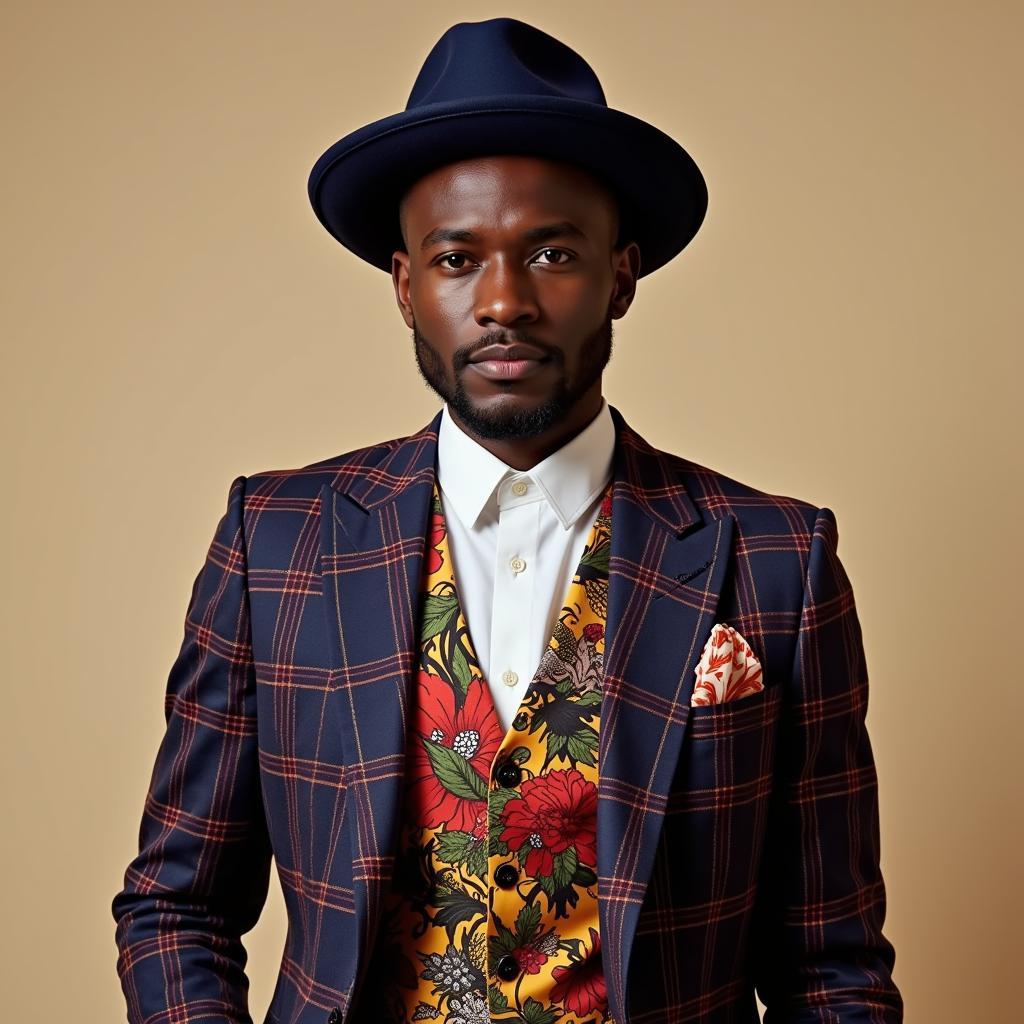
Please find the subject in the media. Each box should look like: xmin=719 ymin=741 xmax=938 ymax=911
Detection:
xmin=652 ymin=685 xmax=785 ymax=911
xmin=677 ymin=683 xmax=783 ymax=814
xmin=633 ymin=685 xmax=784 ymax=995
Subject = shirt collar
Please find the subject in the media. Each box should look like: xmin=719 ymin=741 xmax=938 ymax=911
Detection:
xmin=436 ymin=397 xmax=615 ymax=532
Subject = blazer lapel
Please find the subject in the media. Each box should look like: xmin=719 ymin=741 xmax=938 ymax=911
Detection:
xmin=598 ymin=406 xmax=735 ymax=1024
xmin=317 ymin=403 xmax=734 ymax=1024
xmin=318 ymin=409 xmax=442 ymax=1006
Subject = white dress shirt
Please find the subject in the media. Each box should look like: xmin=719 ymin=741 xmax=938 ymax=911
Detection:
xmin=435 ymin=397 xmax=616 ymax=733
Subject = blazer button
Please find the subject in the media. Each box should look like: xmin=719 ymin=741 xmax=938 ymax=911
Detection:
xmin=496 ymin=954 xmax=520 ymax=981
xmin=494 ymin=863 xmax=519 ymax=889
xmin=327 ymin=1008 xmax=342 ymax=1024
xmin=496 ymin=762 xmax=522 ymax=788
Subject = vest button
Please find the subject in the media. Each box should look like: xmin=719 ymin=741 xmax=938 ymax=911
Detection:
xmin=327 ymin=1009 xmax=342 ymax=1024
xmin=496 ymin=954 xmax=520 ymax=981
xmin=496 ymin=762 xmax=522 ymax=788
xmin=494 ymin=863 xmax=519 ymax=889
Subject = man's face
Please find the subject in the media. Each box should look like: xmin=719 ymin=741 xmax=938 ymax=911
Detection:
xmin=392 ymin=155 xmax=641 ymax=441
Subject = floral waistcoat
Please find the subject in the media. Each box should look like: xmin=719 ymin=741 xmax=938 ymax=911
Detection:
xmin=357 ymin=477 xmax=614 ymax=1024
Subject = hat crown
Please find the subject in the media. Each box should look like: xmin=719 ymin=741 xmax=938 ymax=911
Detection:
xmin=407 ymin=18 xmax=607 ymax=110
xmin=308 ymin=17 xmax=707 ymax=277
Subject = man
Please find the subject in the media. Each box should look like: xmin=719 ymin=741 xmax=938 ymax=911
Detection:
xmin=112 ymin=17 xmax=902 ymax=1024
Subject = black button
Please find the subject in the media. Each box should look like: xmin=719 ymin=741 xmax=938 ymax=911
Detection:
xmin=327 ymin=1010 xmax=342 ymax=1024
xmin=496 ymin=954 xmax=520 ymax=981
xmin=495 ymin=863 xmax=519 ymax=889
xmin=496 ymin=762 xmax=522 ymax=788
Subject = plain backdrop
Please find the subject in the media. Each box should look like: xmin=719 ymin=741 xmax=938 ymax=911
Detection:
xmin=3 ymin=2 xmax=1021 ymax=1021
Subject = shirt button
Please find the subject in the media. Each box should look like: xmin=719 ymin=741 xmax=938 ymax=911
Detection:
xmin=511 ymin=480 xmax=528 ymax=496
xmin=496 ymin=954 xmax=520 ymax=981
xmin=496 ymin=762 xmax=522 ymax=788
xmin=509 ymin=556 xmax=526 ymax=574
xmin=502 ymin=669 xmax=518 ymax=687
xmin=495 ymin=863 xmax=520 ymax=889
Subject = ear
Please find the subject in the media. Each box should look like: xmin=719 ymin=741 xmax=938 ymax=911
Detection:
xmin=391 ymin=250 xmax=415 ymax=329
xmin=609 ymin=240 xmax=642 ymax=320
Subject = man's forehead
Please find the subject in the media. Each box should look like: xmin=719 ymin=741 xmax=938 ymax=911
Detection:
xmin=400 ymin=155 xmax=618 ymax=225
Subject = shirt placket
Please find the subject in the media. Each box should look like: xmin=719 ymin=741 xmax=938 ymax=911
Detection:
xmin=489 ymin=477 xmax=541 ymax=731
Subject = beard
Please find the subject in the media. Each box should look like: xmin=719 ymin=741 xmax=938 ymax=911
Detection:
xmin=411 ymin=310 xmax=614 ymax=441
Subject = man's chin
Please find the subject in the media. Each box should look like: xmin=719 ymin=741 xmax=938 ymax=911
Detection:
xmin=448 ymin=389 xmax=569 ymax=441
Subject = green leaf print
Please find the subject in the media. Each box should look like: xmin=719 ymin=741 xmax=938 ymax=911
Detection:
xmin=580 ymin=542 xmax=610 ymax=575
xmin=488 ymin=914 xmax=519 ymax=958
xmin=514 ymin=902 xmax=542 ymax=944
xmin=545 ymin=732 xmax=570 ymax=763
xmin=450 ymin=641 xmax=472 ymax=696
xmin=488 ymin=984 xmax=509 ymax=1012
xmin=434 ymin=828 xmax=488 ymax=879
xmin=422 ymin=737 xmax=488 ymax=801
xmin=565 ymin=728 xmax=599 ymax=767
xmin=420 ymin=591 xmax=459 ymax=643
xmin=487 ymin=787 xmax=521 ymax=857
xmin=431 ymin=887 xmax=485 ymax=933
xmin=522 ymin=996 xmax=559 ymax=1024
xmin=551 ymin=847 xmax=578 ymax=891
xmin=573 ymin=862 xmax=598 ymax=888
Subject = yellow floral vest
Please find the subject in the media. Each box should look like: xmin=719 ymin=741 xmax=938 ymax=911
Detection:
xmin=360 ymin=478 xmax=613 ymax=1024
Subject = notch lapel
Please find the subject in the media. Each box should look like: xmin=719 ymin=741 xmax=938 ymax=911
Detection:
xmin=318 ymin=411 xmax=442 ymax=1008
xmin=598 ymin=407 xmax=735 ymax=1024
xmin=316 ymin=404 xmax=733 ymax=1024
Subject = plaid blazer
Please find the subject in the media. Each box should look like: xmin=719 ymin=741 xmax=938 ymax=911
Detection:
xmin=112 ymin=404 xmax=902 ymax=1024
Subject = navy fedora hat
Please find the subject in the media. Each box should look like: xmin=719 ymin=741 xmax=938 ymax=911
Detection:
xmin=307 ymin=17 xmax=707 ymax=278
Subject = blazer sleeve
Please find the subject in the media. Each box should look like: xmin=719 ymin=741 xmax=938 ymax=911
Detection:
xmin=111 ymin=474 xmax=273 ymax=1024
xmin=750 ymin=506 xmax=904 ymax=1022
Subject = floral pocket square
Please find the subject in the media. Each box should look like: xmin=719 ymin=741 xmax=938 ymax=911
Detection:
xmin=691 ymin=623 xmax=765 ymax=706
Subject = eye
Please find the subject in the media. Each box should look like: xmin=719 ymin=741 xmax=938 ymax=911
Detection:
xmin=533 ymin=248 xmax=573 ymax=265
xmin=436 ymin=252 xmax=473 ymax=271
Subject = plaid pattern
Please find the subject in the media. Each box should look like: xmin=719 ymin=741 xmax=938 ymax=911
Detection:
xmin=112 ymin=404 xmax=902 ymax=1024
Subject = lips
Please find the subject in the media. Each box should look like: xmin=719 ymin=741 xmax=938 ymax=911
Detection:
xmin=468 ymin=342 xmax=549 ymax=364
xmin=467 ymin=342 xmax=551 ymax=383
xmin=469 ymin=358 xmax=548 ymax=381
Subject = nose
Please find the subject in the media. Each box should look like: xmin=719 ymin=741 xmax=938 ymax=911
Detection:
xmin=473 ymin=257 xmax=539 ymax=328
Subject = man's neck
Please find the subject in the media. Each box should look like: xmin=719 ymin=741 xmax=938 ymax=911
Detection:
xmin=447 ymin=392 xmax=605 ymax=471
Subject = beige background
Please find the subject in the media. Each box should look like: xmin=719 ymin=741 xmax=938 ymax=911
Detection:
xmin=3 ymin=2 xmax=1020 ymax=1021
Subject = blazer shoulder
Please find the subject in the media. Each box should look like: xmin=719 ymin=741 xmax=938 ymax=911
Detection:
xmin=664 ymin=452 xmax=832 ymax=609
xmin=667 ymin=450 xmax=822 ymax=538
xmin=240 ymin=425 xmax=425 ymax=502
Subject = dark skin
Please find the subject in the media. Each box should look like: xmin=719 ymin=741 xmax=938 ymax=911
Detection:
xmin=392 ymin=155 xmax=642 ymax=471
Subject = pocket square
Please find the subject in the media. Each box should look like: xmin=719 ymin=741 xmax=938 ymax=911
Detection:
xmin=691 ymin=623 xmax=765 ymax=706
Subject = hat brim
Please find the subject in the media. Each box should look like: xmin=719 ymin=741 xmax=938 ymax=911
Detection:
xmin=307 ymin=94 xmax=707 ymax=278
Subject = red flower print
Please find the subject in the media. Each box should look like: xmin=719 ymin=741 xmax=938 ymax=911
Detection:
xmin=498 ymin=768 xmax=597 ymax=877
xmin=408 ymin=674 xmax=502 ymax=830
xmin=470 ymin=809 xmax=488 ymax=842
xmin=509 ymin=945 xmax=549 ymax=975
xmin=582 ymin=622 xmax=604 ymax=644
xmin=551 ymin=926 xmax=607 ymax=1017
xmin=600 ymin=492 xmax=612 ymax=518
xmin=427 ymin=511 xmax=446 ymax=573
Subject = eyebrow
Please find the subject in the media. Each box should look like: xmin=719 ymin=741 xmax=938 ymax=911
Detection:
xmin=419 ymin=220 xmax=588 ymax=252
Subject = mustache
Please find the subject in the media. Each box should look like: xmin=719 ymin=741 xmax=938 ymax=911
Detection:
xmin=456 ymin=329 xmax=561 ymax=368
